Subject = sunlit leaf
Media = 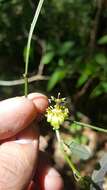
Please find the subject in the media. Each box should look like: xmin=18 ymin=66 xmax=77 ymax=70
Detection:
xmin=70 ymin=122 xmax=82 ymax=133
xmin=58 ymin=41 xmax=74 ymax=55
xmin=102 ymin=82 xmax=107 ymax=91
xmin=91 ymin=82 xmax=107 ymax=98
xmin=77 ymin=74 xmax=89 ymax=87
xmin=41 ymin=52 xmax=54 ymax=64
xmin=98 ymin=35 xmax=107 ymax=45
xmin=90 ymin=84 xmax=103 ymax=98
xmin=58 ymin=59 xmax=65 ymax=67
xmin=77 ymin=63 xmax=97 ymax=87
xmin=95 ymin=53 xmax=107 ymax=65
xmin=47 ymin=68 xmax=67 ymax=91
xmin=66 ymin=141 xmax=91 ymax=160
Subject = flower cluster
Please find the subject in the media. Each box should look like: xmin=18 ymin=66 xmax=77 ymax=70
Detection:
xmin=46 ymin=95 xmax=69 ymax=130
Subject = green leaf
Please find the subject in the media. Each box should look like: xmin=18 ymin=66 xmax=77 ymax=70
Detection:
xmin=95 ymin=53 xmax=107 ymax=65
xmin=102 ymin=82 xmax=107 ymax=91
xmin=77 ymin=63 xmax=96 ymax=87
xmin=91 ymin=82 xmax=107 ymax=98
xmin=70 ymin=122 xmax=82 ymax=133
xmin=58 ymin=41 xmax=74 ymax=55
xmin=90 ymin=84 xmax=103 ymax=98
xmin=98 ymin=35 xmax=107 ymax=45
xmin=41 ymin=52 xmax=54 ymax=64
xmin=58 ymin=59 xmax=65 ymax=67
xmin=77 ymin=74 xmax=89 ymax=87
xmin=47 ymin=68 xmax=67 ymax=91
xmin=67 ymin=141 xmax=91 ymax=160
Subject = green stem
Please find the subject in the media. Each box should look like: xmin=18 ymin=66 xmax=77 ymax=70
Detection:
xmin=74 ymin=121 xmax=107 ymax=133
xmin=55 ymin=130 xmax=82 ymax=181
xmin=24 ymin=0 xmax=45 ymax=97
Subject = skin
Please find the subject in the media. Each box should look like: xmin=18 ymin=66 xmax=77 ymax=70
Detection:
xmin=0 ymin=93 xmax=64 ymax=190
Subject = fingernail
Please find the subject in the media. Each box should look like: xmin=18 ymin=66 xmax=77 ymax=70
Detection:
xmin=28 ymin=93 xmax=48 ymax=113
xmin=14 ymin=139 xmax=34 ymax=144
xmin=47 ymin=168 xmax=61 ymax=177
xmin=33 ymin=97 xmax=48 ymax=112
xmin=45 ymin=168 xmax=64 ymax=190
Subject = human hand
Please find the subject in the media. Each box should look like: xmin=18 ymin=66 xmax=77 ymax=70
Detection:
xmin=0 ymin=93 xmax=63 ymax=190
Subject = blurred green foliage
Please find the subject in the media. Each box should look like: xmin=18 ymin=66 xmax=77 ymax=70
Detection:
xmin=0 ymin=0 xmax=107 ymax=98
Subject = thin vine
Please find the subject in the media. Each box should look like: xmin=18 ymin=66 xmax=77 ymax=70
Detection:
xmin=55 ymin=129 xmax=82 ymax=181
xmin=24 ymin=0 xmax=45 ymax=97
xmin=74 ymin=121 xmax=107 ymax=133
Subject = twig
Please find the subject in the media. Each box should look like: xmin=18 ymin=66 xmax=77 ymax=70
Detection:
xmin=37 ymin=41 xmax=46 ymax=75
xmin=74 ymin=121 xmax=107 ymax=133
xmin=0 ymin=75 xmax=49 ymax=86
xmin=89 ymin=0 xmax=103 ymax=54
xmin=37 ymin=60 xmax=45 ymax=75
xmin=74 ymin=77 xmax=94 ymax=101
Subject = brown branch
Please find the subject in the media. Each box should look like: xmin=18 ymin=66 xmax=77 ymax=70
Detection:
xmin=0 ymin=75 xmax=49 ymax=86
xmin=0 ymin=38 xmax=48 ymax=87
xmin=37 ymin=61 xmax=45 ymax=75
xmin=23 ymin=29 xmax=46 ymax=75
xmin=74 ymin=77 xmax=94 ymax=102
xmin=37 ymin=40 xmax=46 ymax=75
xmin=89 ymin=0 xmax=104 ymax=54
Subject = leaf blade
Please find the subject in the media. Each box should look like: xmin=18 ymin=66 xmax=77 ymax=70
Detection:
xmin=98 ymin=35 xmax=107 ymax=45
xmin=47 ymin=68 xmax=67 ymax=91
xmin=67 ymin=141 xmax=91 ymax=160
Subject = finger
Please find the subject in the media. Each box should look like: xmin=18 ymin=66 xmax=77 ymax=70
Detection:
xmin=35 ymin=152 xmax=64 ymax=190
xmin=0 ymin=93 xmax=48 ymax=139
xmin=0 ymin=125 xmax=39 ymax=190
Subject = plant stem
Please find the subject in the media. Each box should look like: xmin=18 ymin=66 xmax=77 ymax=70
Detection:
xmin=55 ymin=130 xmax=82 ymax=181
xmin=74 ymin=121 xmax=107 ymax=133
xmin=24 ymin=0 xmax=45 ymax=97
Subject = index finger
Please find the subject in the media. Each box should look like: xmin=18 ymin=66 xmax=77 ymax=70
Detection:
xmin=0 ymin=93 xmax=48 ymax=140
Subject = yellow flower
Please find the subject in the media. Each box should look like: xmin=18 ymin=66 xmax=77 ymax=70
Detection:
xmin=46 ymin=96 xmax=69 ymax=130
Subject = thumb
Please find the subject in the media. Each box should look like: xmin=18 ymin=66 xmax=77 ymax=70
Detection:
xmin=0 ymin=93 xmax=48 ymax=140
